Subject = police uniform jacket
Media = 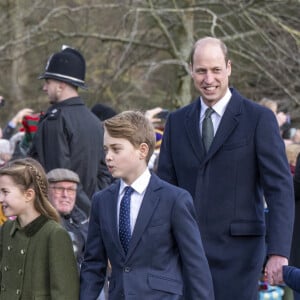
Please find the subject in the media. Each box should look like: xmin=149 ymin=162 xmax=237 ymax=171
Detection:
xmin=0 ymin=215 xmax=79 ymax=300
xmin=29 ymin=97 xmax=110 ymax=214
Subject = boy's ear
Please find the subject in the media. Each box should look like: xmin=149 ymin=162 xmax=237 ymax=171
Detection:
xmin=24 ymin=188 xmax=35 ymax=203
xmin=139 ymin=143 xmax=149 ymax=160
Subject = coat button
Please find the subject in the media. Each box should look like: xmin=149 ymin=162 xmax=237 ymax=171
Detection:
xmin=16 ymin=289 xmax=21 ymax=295
xmin=18 ymin=269 xmax=23 ymax=275
xmin=124 ymin=267 xmax=131 ymax=272
xmin=20 ymin=249 xmax=25 ymax=255
xmin=7 ymin=246 xmax=12 ymax=251
xmin=4 ymin=266 xmax=8 ymax=271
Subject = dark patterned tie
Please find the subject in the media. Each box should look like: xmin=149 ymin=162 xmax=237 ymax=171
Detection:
xmin=202 ymin=107 xmax=214 ymax=152
xmin=119 ymin=186 xmax=134 ymax=254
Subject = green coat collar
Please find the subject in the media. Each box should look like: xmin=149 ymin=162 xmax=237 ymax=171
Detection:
xmin=10 ymin=215 xmax=49 ymax=237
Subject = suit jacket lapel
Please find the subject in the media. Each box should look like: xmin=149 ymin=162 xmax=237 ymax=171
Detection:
xmin=106 ymin=182 xmax=127 ymax=257
xmin=126 ymin=175 xmax=161 ymax=260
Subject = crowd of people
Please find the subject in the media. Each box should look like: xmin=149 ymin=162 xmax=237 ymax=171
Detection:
xmin=0 ymin=37 xmax=298 ymax=300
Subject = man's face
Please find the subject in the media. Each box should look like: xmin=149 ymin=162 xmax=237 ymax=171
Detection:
xmin=190 ymin=42 xmax=231 ymax=106
xmin=48 ymin=181 xmax=77 ymax=215
xmin=42 ymin=79 xmax=61 ymax=104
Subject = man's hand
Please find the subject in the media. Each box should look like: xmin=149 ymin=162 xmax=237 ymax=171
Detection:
xmin=264 ymin=255 xmax=288 ymax=285
xmin=11 ymin=108 xmax=34 ymax=126
xmin=145 ymin=107 xmax=163 ymax=124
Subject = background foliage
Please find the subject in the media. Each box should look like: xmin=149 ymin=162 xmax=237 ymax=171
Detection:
xmin=0 ymin=0 xmax=299 ymax=125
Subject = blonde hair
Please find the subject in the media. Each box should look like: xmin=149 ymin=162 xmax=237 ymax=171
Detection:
xmin=285 ymin=143 xmax=300 ymax=167
xmin=259 ymin=98 xmax=278 ymax=114
xmin=0 ymin=158 xmax=60 ymax=222
xmin=104 ymin=110 xmax=156 ymax=163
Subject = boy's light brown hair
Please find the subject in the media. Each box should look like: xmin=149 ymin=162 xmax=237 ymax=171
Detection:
xmin=104 ymin=110 xmax=156 ymax=163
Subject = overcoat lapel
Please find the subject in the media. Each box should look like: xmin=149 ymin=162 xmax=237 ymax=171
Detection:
xmin=203 ymin=94 xmax=242 ymax=163
xmin=184 ymin=98 xmax=206 ymax=163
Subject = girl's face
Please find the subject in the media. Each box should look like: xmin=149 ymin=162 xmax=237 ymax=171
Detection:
xmin=0 ymin=175 xmax=28 ymax=218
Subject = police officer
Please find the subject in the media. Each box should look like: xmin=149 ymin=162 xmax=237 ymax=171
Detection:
xmin=29 ymin=46 xmax=111 ymax=216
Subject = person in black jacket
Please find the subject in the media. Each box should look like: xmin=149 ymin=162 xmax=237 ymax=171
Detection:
xmin=29 ymin=46 xmax=111 ymax=216
xmin=0 ymin=95 xmax=33 ymax=141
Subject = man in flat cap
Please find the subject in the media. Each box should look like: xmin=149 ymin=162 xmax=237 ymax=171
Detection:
xmin=47 ymin=168 xmax=89 ymax=270
xmin=47 ymin=169 xmax=110 ymax=300
xmin=30 ymin=46 xmax=111 ymax=216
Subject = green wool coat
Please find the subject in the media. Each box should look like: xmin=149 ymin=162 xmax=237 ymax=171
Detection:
xmin=0 ymin=215 xmax=79 ymax=300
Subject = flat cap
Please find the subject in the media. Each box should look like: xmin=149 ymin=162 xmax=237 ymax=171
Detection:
xmin=47 ymin=168 xmax=80 ymax=184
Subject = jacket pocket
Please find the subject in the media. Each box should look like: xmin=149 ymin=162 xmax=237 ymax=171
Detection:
xmin=148 ymin=274 xmax=183 ymax=295
xmin=223 ymin=138 xmax=248 ymax=150
xmin=230 ymin=220 xmax=265 ymax=236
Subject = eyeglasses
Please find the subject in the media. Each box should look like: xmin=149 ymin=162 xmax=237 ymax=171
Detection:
xmin=49 ymin=186 xmax=77 ymax=196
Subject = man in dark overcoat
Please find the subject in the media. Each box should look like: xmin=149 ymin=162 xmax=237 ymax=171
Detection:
xmin=157 ymin=37 xmax=294 ymax=300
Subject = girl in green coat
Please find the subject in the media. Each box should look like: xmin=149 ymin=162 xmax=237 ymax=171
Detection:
xmin=0 ymin=157 xmax=79 ymax=300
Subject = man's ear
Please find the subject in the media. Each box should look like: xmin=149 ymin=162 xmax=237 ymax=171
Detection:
xmin=226 ymin=59 xmax=232 ymax=76
xmin=139 ymin=143 xmax=149 ymax=160
xmin=24 ymin=188 xmax=35 ymax=203
xmin=56 ymin=81 xmax=65 ymax=93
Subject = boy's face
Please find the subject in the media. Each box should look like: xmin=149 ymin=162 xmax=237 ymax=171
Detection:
xmin=104 ymin=130 xmax=148 ymax=185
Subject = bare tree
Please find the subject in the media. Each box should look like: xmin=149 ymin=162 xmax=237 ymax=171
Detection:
xmin=0 ymin=0 xmax=299 ymax=124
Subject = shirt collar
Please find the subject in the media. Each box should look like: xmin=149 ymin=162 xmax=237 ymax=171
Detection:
xmin=119 ymin=168 xmax=151 ymax=195
xmin=200 ymin=88 xmax=232 ymax=118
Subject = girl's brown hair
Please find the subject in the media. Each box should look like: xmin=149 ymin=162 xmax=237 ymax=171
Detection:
xmin=0 ymin=158 xmax=60 ymax=222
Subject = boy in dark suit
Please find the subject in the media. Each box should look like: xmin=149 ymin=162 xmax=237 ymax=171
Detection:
xmin=80 ymin=111 xmax=214 ymax=300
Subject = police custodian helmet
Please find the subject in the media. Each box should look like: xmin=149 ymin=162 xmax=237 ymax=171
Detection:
xmin=39 ymin=45 xmax=87 ymax=89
